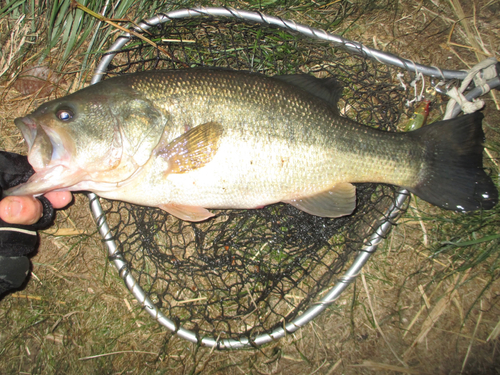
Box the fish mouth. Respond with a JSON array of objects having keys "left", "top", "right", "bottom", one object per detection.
[
  {"left": 14, "top": 116, "right": 53, "bottom": 170},
  {"left": 14, "top": 116, "right": 38, "bottom": 150}
]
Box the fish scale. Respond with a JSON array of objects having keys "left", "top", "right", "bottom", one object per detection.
[{"left": 130, "top": 70, "right": 419, "bottom": 183}]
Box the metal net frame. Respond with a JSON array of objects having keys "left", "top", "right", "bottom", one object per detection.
[{"left": 86, "top": 7, "right": 499, "bottom": 349}]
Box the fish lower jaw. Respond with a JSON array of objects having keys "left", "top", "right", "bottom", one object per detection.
[
  {"left": 4, "top": 183, "right": 44, "bottom": 197},
  {"left": 5, "top": 165, "right": 85, "bottom": 197}
]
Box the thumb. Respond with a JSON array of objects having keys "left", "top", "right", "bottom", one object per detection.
[{"left": 0, "top": 196, "right": 43, "bottom": 225}]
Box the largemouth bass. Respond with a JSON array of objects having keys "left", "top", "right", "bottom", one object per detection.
[{"left": 6, "top": 69, "right": 498, "bottom": 221}]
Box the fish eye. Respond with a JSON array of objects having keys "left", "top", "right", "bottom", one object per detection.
[{"left": 56, "top": 108, "right": 74, "bottom": 121}]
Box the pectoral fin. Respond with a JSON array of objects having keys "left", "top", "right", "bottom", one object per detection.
[
  {"left": 284, "top": 182, "right": 356, "bottom": 218},
  {"left": 156, "top": 122, "right": 223, "bottom": 174},
  {"left": 158, "top": 203, "right": 215, "bottom": 222}
]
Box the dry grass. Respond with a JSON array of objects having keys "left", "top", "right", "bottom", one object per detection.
[{"left": 1, "top": 0, "right": 499, "bottom": 374}]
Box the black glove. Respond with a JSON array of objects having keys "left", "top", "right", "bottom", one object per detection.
[{"left": 0, "top": 151, "right": 55, "bottom": 296}]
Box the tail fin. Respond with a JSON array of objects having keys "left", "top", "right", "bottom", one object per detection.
[{"left": 408, "top": 112, "right": 497, "bottom": 211}]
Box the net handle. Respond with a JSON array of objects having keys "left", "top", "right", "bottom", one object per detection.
[{"left": 88, "top": 7, "right": 494, "bottom": 349}]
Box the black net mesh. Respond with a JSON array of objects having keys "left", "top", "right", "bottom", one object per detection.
[{"left": 96, "top": 15, "right": 423, "bottom": 343}]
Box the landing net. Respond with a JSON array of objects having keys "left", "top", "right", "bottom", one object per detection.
[{"left": 88, "top": 8, "right": 494, "bottom": 349}]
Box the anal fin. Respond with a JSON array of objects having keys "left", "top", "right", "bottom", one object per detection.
[
  {"left": 158, "top": 203, "right": 215, "bottom": 222},
  {"left": 284, "top": 182, "right": 356, "bottom": 218}
]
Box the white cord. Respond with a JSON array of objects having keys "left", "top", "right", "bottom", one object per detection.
[{"left": 443, "top": 57, "right": 498, "bottom": 119}]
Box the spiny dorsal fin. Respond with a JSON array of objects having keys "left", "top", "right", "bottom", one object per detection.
[{"left": 274, "top": 74, "right": 343, "bottom": 114}]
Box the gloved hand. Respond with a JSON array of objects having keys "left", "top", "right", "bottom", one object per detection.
[{"left": 0, "top": 151, "right": 55, "bottom": 296}]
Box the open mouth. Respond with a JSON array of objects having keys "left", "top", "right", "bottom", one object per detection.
[
  {"left": 14, "top": 116, "right": 53, "bottom": 170},
  {"left": 14, "top": 116, "right": 38, "bottom": 151}
]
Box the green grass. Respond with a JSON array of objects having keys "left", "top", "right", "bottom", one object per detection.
[{"left": 1, "top": 0, "right": 366, "bottom": 83}]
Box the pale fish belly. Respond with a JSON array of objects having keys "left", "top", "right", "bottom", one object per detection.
[{"left": 97, "top": 131, "right": 345, "bottom": 210}]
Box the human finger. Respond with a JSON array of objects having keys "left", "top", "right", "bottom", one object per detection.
[
  {"left": 0, "top": 196, "right": 43, "bottom": 225},
  {"left": 44, "top": 191, "right": 73, "bottom": 209}
]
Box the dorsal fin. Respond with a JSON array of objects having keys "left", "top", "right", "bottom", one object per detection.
[{"left": 274, "top": 74, "right": 343, "bottom": 114}]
